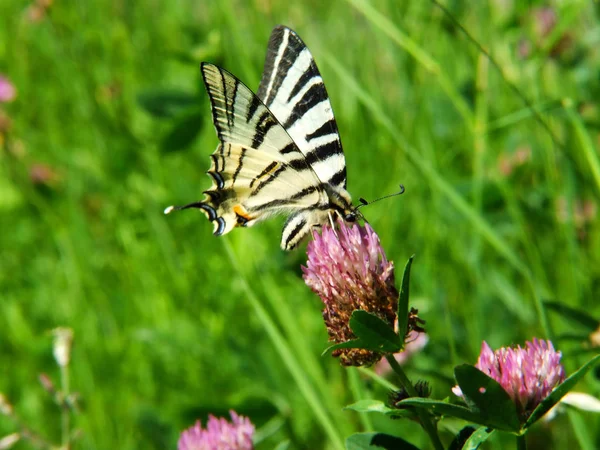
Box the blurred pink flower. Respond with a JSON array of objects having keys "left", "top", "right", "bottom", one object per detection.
[
  {"left": 178, "top": 411, "right": 254, "bottom": 450},
  {"left": 533, "top": 7, "right": 557, "bottom": 38},
  {"left": 26, "top": 0, "right": 53, "bottom": 23},
  {"left": 453, "top": 339, "right": 565, "bottom": 419},
  {"left": 0, "top": 75, "right": 16, "bottom": 103},
  {"left": 497, "top": 146, "right": 531, "bottom": 177},
  {"left": 303, "top": 221, "right": 397, "bottom": 366},
  {"left": 555, "top": 196, "right": 597, "bottom": 230},
  {"left": 517, "top": 38, "right": 532, "bottom": 59},
  {"left": 375, "top": 331, "right": 428, "bottom": 376},
  {"left": 530, "top": 6, "right": 573, "bottom": 58},
  {"left": 30, "top": 163, "right": 57, "bottom": 184},
  {"left": 514, "top": 146, "right": 531, "bottom": 165}
]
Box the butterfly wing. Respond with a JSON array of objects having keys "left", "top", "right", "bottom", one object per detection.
[
  {"left": 257, "top": 26, "right": 347, "bottom": 190},
  {"left": 168, "top": 63, "right": 330, "bottom": 248}
]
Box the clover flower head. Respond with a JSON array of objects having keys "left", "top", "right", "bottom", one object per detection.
[
  {"left": 302, "top": 220, "right": 397, "bottom": 366},
  {"left": 178, "top": 411, "right": 254, "bottom": 450},
  {"left": 453, "top": 339, "right": 565, "bottom": 419},
  {"left": 0, "top": 75, "right": 16, "bottom": 103}
]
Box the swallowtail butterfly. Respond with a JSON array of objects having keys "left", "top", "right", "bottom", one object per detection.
[{"left": 165, "top": 25, "right": 359, "bottom": 250}]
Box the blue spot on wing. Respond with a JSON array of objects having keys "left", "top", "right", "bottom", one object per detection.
[
  {"left": 199, "top": 203, "right": 217, "bottom": 221},
  {"left": 214, "top": 217, "right": 226, "bottom": 236}
]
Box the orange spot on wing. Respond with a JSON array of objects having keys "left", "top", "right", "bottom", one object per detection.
[{"left": 233, "top": 204, "right": 253, "bottom": 221}]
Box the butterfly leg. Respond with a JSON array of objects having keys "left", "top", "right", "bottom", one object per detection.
[{"left": 326, "top": 211, "right": 341, "bottom": 242}]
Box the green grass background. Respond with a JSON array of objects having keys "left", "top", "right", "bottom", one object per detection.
[{"left": 1, "top": 0, "right": 600, "bottom": 448}]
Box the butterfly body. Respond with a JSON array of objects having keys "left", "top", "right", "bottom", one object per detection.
[{"left": 166, "top": 26, "right": 357, "bottom": 250}]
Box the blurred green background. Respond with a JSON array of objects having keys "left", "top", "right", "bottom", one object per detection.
[{"left": 1, "top": 0, "right": 600, "bottom": 448}]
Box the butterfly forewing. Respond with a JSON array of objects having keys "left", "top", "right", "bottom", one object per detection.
[
  {"left": 197, "top": 63, "right": 329, "bottom": 240},
  {"left": 257, "top": 26, "right": 347, "bottom": 190}
]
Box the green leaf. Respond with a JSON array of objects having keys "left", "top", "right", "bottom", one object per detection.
[
  {"left": 397, "top": 255, "right": 414, "bottom": 339},
  {"left": 449, "top": 426, "right": 494, "bottom": 450},
  {"left": 396, "top": 397, "right": 483, "bottom": 424},
  {"left": 350, "top": 310, "right": 401, "bottom": 353},
  {"left": 346, "top": 432, "right": 420, "bottom": 450},
  {"left": 322, "top": 341, "right": 407, "bottom": 363},
  {"left": 454, "top": 365, "right": 521, "bottom": 432},
  {"left": 322, "top": 339, "right": 370, "bottom": 357},
  {"left": 273, "top": 441, "right": 290, "bottom": 450},
  {"left": 345, "top": 399, "right": 396, "bottom": 415},
  {"left": 322, "top": 311, "right": 401, "bottom": 357},
  {"left": 160, "top": 110, "right": 204, "bottom": 153},
  {"left": 460, "top": 427, "right": 495, "bottom": 449},
  {"left": 137, "top": 89, "right": 199, "bottom": 119},
  {"left": 544, "top": 301, "right": 599, "bottom": 331},
  {"left": 525, "top": 354, "right": 600, "bottom": 429},
  {"left": 344, "top": 399, "right": 414, "bottom": 419}
]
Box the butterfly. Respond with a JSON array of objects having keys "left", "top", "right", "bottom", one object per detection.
[{"left": 165, "top": 25, "right": 360, "bottom": 250}]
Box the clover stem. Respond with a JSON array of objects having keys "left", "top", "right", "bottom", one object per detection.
[{"left": 385, "top": 354, "right": 444, "bottom": 450}]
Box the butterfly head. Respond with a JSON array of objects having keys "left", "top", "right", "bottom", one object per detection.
[
  {"left": 325, "top": 184, "right": 364, "bottom": 223},
  {"left": 342, "top": 204, "right": 364, "bottom": 223},
  {"left": 344, "top": 209, "right": 363, "bottom": 222}
]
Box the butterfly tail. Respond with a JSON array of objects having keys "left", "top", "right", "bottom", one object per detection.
[{"left": 164, "top": 194, "right": 237, "bottom": 237}]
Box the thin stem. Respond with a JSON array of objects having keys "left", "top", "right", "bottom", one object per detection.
[
  {"left": 385, "top": 355, "right": 444, "bottom": 450},
  {"left": 517, "top": 434, "right": 527, "bottom": 450},
  {"left": 348, "top": 368, "right": 373, "bottom": 432},
  {"left": 60, "top": 364, "right": 70, "bottom": 449}
]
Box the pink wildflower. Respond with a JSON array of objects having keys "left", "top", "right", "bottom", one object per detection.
[
  {"left": 453, "top": 339, "right": 565, "bottom": 419},
  {"left": 178, "top": 411, "right": 254, "bottom": 450},
  {"left": 302, "top": 221, "right": 397, "bottom": 366},
  {"left": 0, "top": 75, "right": 16, "bottom": 103}
]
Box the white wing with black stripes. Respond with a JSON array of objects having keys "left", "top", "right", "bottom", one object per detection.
[
  {"left": 257, "top": 26, "right": 347, "bottom": 190},
  {"left": 165, "top": 26, "right": 356, "bottom": 250}
]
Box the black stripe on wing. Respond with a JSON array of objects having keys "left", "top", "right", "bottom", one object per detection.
[
  {"left": 251, "top": 112, "right": 278, "bottom": 149},
  {"left": 281, "top": 83, "right": 324, "bottom": 130},
  {"left": 328, "top": 168, "right": 347, "bottom": 188},
  {"left": 281, "top": 213, "right": 308, "bottom": 250},
  {"left": 249, "top": 161, "right": 278, "bottom": 188},
  {"left": 232, "top": 148, "right": 246, "bottom": 183},
  {"left": 202, "top": 63, "right": 304, "bottom": 158},
  {"left": 252, "top": 185, "right": 320, "bottom": 212},
  {"left": 201, "top": 62, "right": 337, "bottom": 201},
  {"left": 257, "top": 26, "right": 294, "bottom": 105},
  {"left": 255, "top": 26, "right": 347, "bottom": 188},
  {"left": 306, "top": 119, "right": 337, "bottom": 141}
]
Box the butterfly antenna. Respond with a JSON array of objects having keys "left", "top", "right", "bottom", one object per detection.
[
  {"left": 163, "top": 202, "right": 204, "bottom": 214},
  {"left": 356, "top": 184, "right": 405, "bottom": 210}
]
